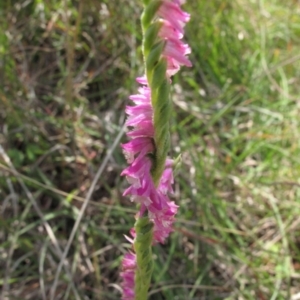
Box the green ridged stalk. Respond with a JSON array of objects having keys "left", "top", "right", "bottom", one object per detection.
[
  {"left": 141, "top": 0, "right": 170, "bottom": 186},
  {"left": 133, "top": 1, "right": 171, "bottom": 299},
  {"left": 134, "top": 217, "right": 154, "bottom": 300}
]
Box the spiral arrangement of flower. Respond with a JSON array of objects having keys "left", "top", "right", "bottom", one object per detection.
[{"left": 120, "top": 1, "right": 191, "bottom": 299}]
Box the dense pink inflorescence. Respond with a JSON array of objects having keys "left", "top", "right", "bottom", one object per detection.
[
  {"left": 120, "top": 78, "right": 178, "bottom": 299},
  {"left": 159, "top": 0, "right": 192, "bottom": 76},
  {"left": 121, "top": 0, "right": 191, "bottom": 298},
  {"left": 121, "top": 79, "right": 178, "bottom": 243}
]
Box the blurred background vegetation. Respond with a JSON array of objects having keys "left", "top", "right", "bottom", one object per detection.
[{"left": 1, "top": 0, "right": 300, "bottom": 299}]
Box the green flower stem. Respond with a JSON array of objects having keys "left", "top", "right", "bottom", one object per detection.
[
  {"left": 141, "top": 0, "right": 171, "bottom": 186},
  {"left": 133, "top": 1, "right": 171, "bottom": 299},
  {"left": 134, "top": 216, "right": 154, "bottom": 300}
]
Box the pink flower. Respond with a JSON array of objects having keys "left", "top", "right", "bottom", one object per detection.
[
  {"left": 130, "top": 158, "right": 177, "bottom": 244},
  {"left": 159, "top": 20, "right": 183, "bottom": 40},
  {"left": 122, "top": 137, "right": 153, "bottom": 163},
  {"left": 150, "top": 200, "right": 178, "bottom": 243},
  {"left": 156, "top": 1, "right": 192, "bottom": 76},
  {"left": 158, "top": 1, "right": 190, "bottom": 33},
  {"left": 120, "top": 253, "right": 136, "bottom": 300},
  {"left": 163, "top": 38, "right": 192, "bottom": 67},
  {"left": 150, "top": 160, "right": 178, "bottom": 243},
  {"left": 158, "top": 159, "right": 174, "bottom": 194}
]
